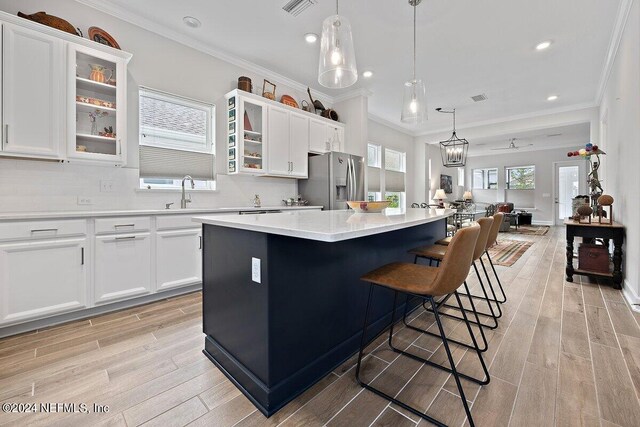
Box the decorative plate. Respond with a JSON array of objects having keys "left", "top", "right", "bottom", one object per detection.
[
  {"left": 88, "top": 27, "right": 121, "bottom": 49},
  {"left": 280, "top": 95, "right": 299, "bottom": 109},
  {"left": 346, "top": 201, "right": 391, "bottom": 213}
]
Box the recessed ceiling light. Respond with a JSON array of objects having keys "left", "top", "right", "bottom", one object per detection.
[
  {"left": 362, "top": 70, "right": 373, "bottom": 78},
  {"left": 536, "top": 40, "right": 552, "bottom": 50},
  {"left": 304, "top": 33, "right": 318, "bottom": 44},
  {"left": 547, "top": 95, "right": 559, "bottom": 101},
  {"left": 183, "top": 16, "right": 201, "bottom": 28}
]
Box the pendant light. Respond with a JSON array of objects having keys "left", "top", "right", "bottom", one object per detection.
[
  {"left": 401, "top": 0, "right": 426, "bottom": 124},
  {"left": 438, "top": 108, "right": 469, "bottom": 167},
  {"left": 318, "top": 0, "right": 358, "bottom": 89}
]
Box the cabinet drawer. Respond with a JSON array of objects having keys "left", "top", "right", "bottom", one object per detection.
[
  {"left": 0, "top": 220, "right": 87, "bottom": 242},
  {"left": 94, "top": 217, "right": 151, "bottom": 235},
  {"left": 156, "top": 215, "right": 203, "bottom": 231}
]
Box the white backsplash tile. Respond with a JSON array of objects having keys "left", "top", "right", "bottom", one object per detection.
[{"left": 0, "top": 160, "right": 297, "bottom": 213}]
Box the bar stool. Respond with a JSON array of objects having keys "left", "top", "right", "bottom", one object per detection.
[
  {"left": 356, "top": 225, "right": 486, "bottom": 427},
  {"left": 409, "top": 217, "right": 502, "bottom": 330},
  {"left": 439, "top": 213, "right": 507, "bottom": 304}
]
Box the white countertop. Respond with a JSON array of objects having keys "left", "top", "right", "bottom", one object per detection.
[
  {"left": 193, "top": 208, "right": 454, "bottom": 242},
  {"left": 0, "top": 206, "right": 322, "bottom": 221}
]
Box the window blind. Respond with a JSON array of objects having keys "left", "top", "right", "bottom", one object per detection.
[
  {"left": 367, "top": 167, "right": 381, "bottom": 192},
  {"left": 386, "top": 170, "right": 405, "bottom": 192},
  {"left": 139, "top": 145, "right": 215, "bottom": 181}
]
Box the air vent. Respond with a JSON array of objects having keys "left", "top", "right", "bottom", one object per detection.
[
  {"left": 547, "top": 133, "right": 563, "bottom": 137},
  {"left": 283, "top": 0, "right": 317, "bottom": 16},
  {"left": 471, "top": 93, "right": 488, "bottom": 102}
]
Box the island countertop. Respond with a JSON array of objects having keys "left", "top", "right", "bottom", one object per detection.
[{"left": 193, "top": 208, "right": 454, "bottom": 242}]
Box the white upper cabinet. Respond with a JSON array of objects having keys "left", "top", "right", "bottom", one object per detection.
[
  {"left": 267, "top": 106, "right": 292, "bottom": 176},
  {"left": 289, "top": 112, "right": 310, "bottom": 177},
  {"left": 308, "top": 119, "right": 328, "bottom": 154},
  {"left": 226, "top": 90, "right": 344, "bottom": 178},
  {"left": 67, "top": 44, "right": 127, "bottom": 165},
  {"left": 0, "top": 13, "right": 132, "bottom": 165},
  {"left": 309, "top": 119, "right": 344, "bottom": 154},
  {"left": 1, "top": 23, "right": 64, "bottom": 159}
]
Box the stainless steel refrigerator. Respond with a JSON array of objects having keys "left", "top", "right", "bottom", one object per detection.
[{"left": 298, "top": 152, "right": 364, "bottom": 210}]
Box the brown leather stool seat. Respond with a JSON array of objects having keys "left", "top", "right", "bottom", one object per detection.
[
  {"left": 356, "top": 225, "right": 487, "bottom": 427},
  {"left": 408, "top": 243, "right": 447, "bottom": 261},
  {"left": 406, "top": 216, "right": 503, "bottom": 331},
  {"left": 435, "top": 235, "right": 452, "bottom": 246}
]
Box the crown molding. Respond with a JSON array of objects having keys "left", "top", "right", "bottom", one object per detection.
[
  {"left": 414, "top": 102, "right": 598, "bottom": 138},
  {"left": 74, "top": 0, "right": 335, "bottom": 104},
  {"left": 332, "top": 88, "right": 374, "bottom": 103},
  {"left": 367, "top": 114, "right": 417, "bottom": 137},
  {"left": 595, "top": 0, "right": 634, "bottom": 105}
]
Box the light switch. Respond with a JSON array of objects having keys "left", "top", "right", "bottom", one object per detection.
[
  {"left": 252, "top": 257, "right": 261, "bottom": 283},
  {"left": 100, "top": 180, "right": 114, "bottom": 192}
]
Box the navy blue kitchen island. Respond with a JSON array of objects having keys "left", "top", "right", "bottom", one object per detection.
[{"left": 194, "top": 209, "right": 451, "bottom": 417}]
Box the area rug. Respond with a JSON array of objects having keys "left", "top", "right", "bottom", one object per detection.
[
  {"left": 488, "top": 239, "right": 534, "bottom": 267},
  {"left": 509, "top": 225, "right": 550, "bottom": 235}
]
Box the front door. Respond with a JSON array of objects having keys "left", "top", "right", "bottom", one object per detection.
[{"left": 554, "top": 161, "right": 586, "bottom": 225}]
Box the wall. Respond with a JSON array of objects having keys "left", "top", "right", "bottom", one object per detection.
[
  {"left": 462, "top": 147, "right": 577, "bottom": 224},
  {"left": 600, "top": 0, "right": 640, "bottom": 304},
  {"left": 0, "top": 0, "right": 322, "bottom": 212},
  {"left": 413, "top": 107, "right": 600, "bottom": 209}
]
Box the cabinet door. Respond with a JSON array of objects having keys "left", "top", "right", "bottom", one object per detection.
[
  {"left": 327, "top": 125, "right": 344, "bottom": 153},
  {"left": 290, "top": 113, "right": 309, "bottom": 178},
  {"left": 267, "top": 106, "right": 291, "bottom": 175},
  {"left": 67, "top": 43, "right": 126, "bottom": 165},
  {"left": 156, "top": 229, "right": 202, "bottom": 291},
  {"left": 94, "top": 233, "right": 151, "bottom": 304},
  {"left": 0, "top": 238, "right": 87, "bottom": 324},
  {"left": 309, "top": 119, "right": 328, "bottom": 153},
  {"left": 2, "top": 23, "right": 63, "bottom": 158}
]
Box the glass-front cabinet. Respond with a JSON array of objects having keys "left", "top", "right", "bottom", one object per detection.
[
  {"left": 67, "top": 44, "right": 127, "bottom": 165},
  {"left": 227, "top": 91, "right": 266, "bottom": 175}
]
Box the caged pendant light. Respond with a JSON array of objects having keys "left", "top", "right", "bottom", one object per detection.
[
  {"left": 318, "top": 0, "right": 358, "bottom": 89},
  {"left": 401, "top": 0, "right": 427, "bottom": 124},
  {"left": 438, "top": 108, "right": 469, "bottom": 167}
]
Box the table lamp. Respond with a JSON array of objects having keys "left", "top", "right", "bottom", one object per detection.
[
  {"left": 434, "top": 189, "right": 447, "bottom": 208},
  {"left": 463, "top": 191, "right": 473, "bottom": 201}
]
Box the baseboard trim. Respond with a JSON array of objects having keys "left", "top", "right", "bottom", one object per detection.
[
  {"left": 532, "top": 220, "right": 554, "bottom": 226},
  {"left": 622, "top": 279, "right": 640, "bottom": 313},
  {"left": 0, "top": 284, "right": 201, "bottom": 338}
]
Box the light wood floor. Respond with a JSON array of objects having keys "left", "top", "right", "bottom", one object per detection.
[{"left": 1, "top": 227, "right": 640, "bottom": 427}]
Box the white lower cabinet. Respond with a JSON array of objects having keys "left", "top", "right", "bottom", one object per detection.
[
  {"left": 94, "top": 233, "right": 152, "bottom": 304},
  {"left": 0, "top": 238, "right": 87, "bottom": 324},
  {"left": 156, "top": 228, "right": 202, "bottom": 291}
]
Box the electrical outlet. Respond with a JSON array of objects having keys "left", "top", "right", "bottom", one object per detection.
[
  {"left": 252, "top": 257, "right": 261, "bottom": 283},
  {"left": 77, "top": 196, "right": 94, "bottom": 205},
  {"left": 100, "top": 180, "right": 114, "bottom": 192},
  {"left": 542, "top": 193, "right": 551, "bottom": 198}
]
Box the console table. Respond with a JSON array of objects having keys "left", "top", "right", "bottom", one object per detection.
[{"left": 564, "top": 219, "right": 625, "bottom": 289}]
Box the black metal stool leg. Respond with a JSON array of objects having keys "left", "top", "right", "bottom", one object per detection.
[
  {"left": 356, "top": 286, "right": 447, "bottom": 427},
  {"left": 430, "top": 297, "right": 476, "bottom": 427},
  {"left": 485, "top": 251, "right": 507, "bottom": 303},
  {"left": 454, "top": 291, "right": 490, "bottom": 382}
]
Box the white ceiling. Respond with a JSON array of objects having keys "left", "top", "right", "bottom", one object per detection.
[
  {"left": 465, "top": 122, "right": 590, "bottom": 156},
  {"left": 90, "top": 0, "right": 620, "bottom": 133}
]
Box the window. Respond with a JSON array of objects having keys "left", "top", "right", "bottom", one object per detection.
[
  {"left": 506, "top": 165, "right": 535, "bottom": 189},
  {"left": 472, "top": 168, "right": 498, "bottom": 190},
  {"left": 384, "top": 148, "right": 406, "bottom": 209},
  {"left": 366, "top": 144, "right": 406, "bottom": 209},
  {"left": 367, "top": 143, "right": 381, "bottom": 168},
  {"left": 385, "top": 148, "right": 405, "bottom": 172},
  {"left": 458, "top": 168, "right": 465, "bottom": 188},
  {"left": 138, "top": 87, "right": 215, "bottom": 190}
]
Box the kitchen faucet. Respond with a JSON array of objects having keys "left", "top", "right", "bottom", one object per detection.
[{"left": 181, "top": 175, "right": 195, "bottom": 208}]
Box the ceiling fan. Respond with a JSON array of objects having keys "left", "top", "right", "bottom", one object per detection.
[{"left": 490, "top": 138, "right": 533, "bottom": 151}]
